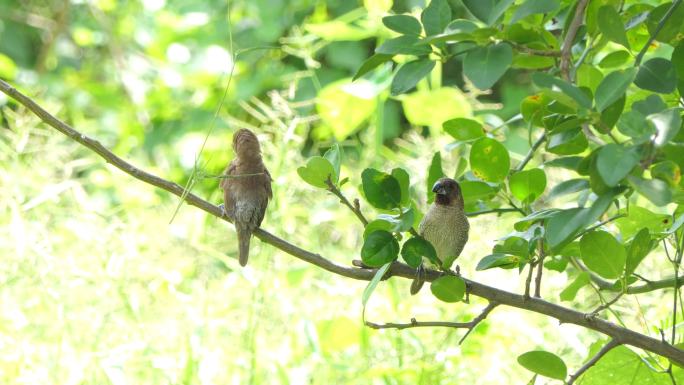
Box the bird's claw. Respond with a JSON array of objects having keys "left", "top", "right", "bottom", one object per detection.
[{"left": 410, "top": 263, "right": 426, "bottom": 295}]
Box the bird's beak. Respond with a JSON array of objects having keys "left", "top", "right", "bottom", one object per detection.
[{"left": 432, "top": 181, "right": 446, "bottom": 195}]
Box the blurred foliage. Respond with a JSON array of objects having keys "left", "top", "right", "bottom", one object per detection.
[{"left": 2, "top": 0, "right": 684, "bottom": 384}]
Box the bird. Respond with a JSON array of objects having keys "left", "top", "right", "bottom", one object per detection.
[
  {"left": 419, "top": 177, "right": 469, "bottom": 270},
  {"left": 220, "top": 129, "right": 272, "bottom": 266}
]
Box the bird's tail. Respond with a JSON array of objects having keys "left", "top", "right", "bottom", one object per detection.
[{"left": 236, "top": 226, "right": 252, "bottom": 266}]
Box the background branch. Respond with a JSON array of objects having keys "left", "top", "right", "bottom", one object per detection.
[
  {"left": 560, "top": 0, "right": 590, "bottom": 81},
  {"left": 2, "top": 78, "right": 684, "bottom": 365}
]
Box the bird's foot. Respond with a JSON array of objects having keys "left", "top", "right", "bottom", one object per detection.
[{"left": 410, "top": 263, "right": 426, "bottom": 295}]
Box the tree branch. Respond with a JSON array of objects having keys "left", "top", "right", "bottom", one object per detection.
[
  {"left": 2, "top": 78, "right": 684, "bottom": 366},
  {"left": 466, "top": 208, "right": 521, "bottom": 217},
  {"left": 634, "top": 0, "right": 682, "bottom": 66},
  {"left": 567, "top": 339, "right": 621, "bottom": 385},
  {"left": 325, "top": 177, "right": 369, "bottom": 226},
  {"left": 560, "top": 0, "right": 590, "bottom": 81},
  {"left": 515, "top": 132, "right": 546, "bottom": 172}
]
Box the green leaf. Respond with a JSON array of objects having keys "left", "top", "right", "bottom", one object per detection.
[
  {"left": 463, "top": 43, "right": 513, "bottom": 90},
  {"left": 390, "top": 59, "right": 436, "bottom": 96},
  {"left": 616, "top": 206, "right": 672, "bottom": 238},
  {"left": 597, "top": 6, "right": 630, "bottom": 48},
  {"left": 673, "top": 40, "right": 684, "bottom": 79},
  {"left": 579, "top": 345, "right": 669, "bottom": 385},
  {"left": 597, "top": 95, "right": 625, "bottom": 134},
  {"left": 546, "top": 128, "right": 588, "bottom": 155},
  {"left": 401, "top": 236, "right": 439, "bottom": 268},
  {"left": 559, "top": 272, "right": 591, "bottom": 301},
  {"left": 547, "top": 178, "right": 590, "bottom": 201},
  {"left": 580, "top": 230, "right": 626, "bottom": 279},
  {"left": 595, "top": 68, "right": 638, "bottom": 112},
  {"left": 427, "top": 152, "right": 444, "bottom": 203},
  {"left": 430, "top": 276, "right": 466, "bottom": 302},
  {"left": 532, "top": 73, "right": 592, "bottom": 109},
  {"left": 323, "top": 143, "right": 342, "bottom": 184},
  {"left": 462, "top": 0, "right": 514, "bottom": 25},
  {"left": 476, "top": 253, "right": 523, "bottom": 270},
  {"left": 626, "top": 228, "right": 651, "bottom": 276},
  {"left": 377, "top": 207, "right": 415, "bottom": 232},
  {"left": 510, "top": 0, "right": 560, "bottom": 24},
  {"left": 617, "top": 110, "right": 654, "bottom": 143},
  {"left": 421, "top": 0, "right": 451, "bottom": 36},
  {"left": 517, "top": 351, "right": 567, "bottom": 380},
  {"left": 470, "top": 137, "right": 511, "bottom": 183},
  {"left": 545, "top": 191, "right": 616, "bottom": 250},
  {"left": 353, "top": 54, "right": 393, "bottom": 81},
  {"left": 316, "top": 79, "right": 376, "bottom": 141},
  {"left": 509, "top": 168, "right": 547, "bottom": 203},
  {"left": 382, "top": 15, "right": 422, "bottom": 35},
  {"left": 646, "top": 2, "right": 684, "bottom": 44},
  {"left": 363, "top": 219, "right": 394, "bottom": 239},
  {"left": 443, "top": 118, "right": 485, "bottom": 141},
  {"left": 647, "top": 107, "right": 682, "bottom": 147},
  {"left": 391, "top": 168, "right": 411, "bottom": 206},
  {"left": 362, "top": 262, "right": 392, "bottom": 306},
  {"left": 493, "top": 236, "right": 530, "bottom": 258},
  {"left": 635, "top": 58, "right": 677, "bottom": 94},
  {"left": 361, "top": 168, "right": 402, "bottom": 209},
  {"left": 628, "top": 176, "right": 673, "bottom": 206},
  {"left": 596, "top": 144, "right": 640, "bottom": 187},
  {"left": 297, "top": 156, "right": 335, "bottom": 188},
  {"left": 652, "top": 160, "right": 681, "bottom": 186},
  {"left": 577, "top": 64, "right": 604, "bottom": 92},
  {"left": 514, "top": 209, "right": 561, "bottom": 232},
  {"left": 361, "top": 230, "right": 400, "bottom": 267},
  {"left": 376, "top": 35, "right": 432, "bottom": 56},
  {"left": 598, "top": 50, "right": 631, "bottom": 68},
  {"left": 460, "top": 181, "right": 497, "bottom": 204},
  {"left": 544, "top": 156, "right": 583, "bottom": 170}
]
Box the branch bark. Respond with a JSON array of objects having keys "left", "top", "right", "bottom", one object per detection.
[
  {"left": 2, "top": 78, "right": 684, "bottom": 366},
  {"left": 560, "top": 0, "right": 590, "bottom": 81}
]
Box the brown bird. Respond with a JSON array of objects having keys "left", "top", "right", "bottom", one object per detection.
[
  {"left": 419, "top": 177, "right": 469, "bottom": 269},
  {"left": 220, "top": 129, "right": 272, "bottom": 266}
]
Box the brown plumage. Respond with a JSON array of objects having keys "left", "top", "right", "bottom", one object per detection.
[
  {"left": 419, "top": 177, "right": 469, "bottom": 269},
  {"left": 220, "top": 129, "right": 272, "bottom": 266}
]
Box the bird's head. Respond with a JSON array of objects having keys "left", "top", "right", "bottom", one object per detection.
[
  {"left": 432, "top": 177, "right": 464, "bottom": 209},
  {"left": 232, "top": 129, "right": 262, "bottom": 159}
]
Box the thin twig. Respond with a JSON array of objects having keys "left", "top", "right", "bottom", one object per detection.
[
  {"left": 634, "top": 0, "right": 682, "bottom": 66},
  {"left": 567, "top": 339, "right": 621, "bottom": 385},
  {"left": 592, "top": 292, "right": 625, "bottom": 315},
  {"left": 560, "top": 0, "right": 590, "bottom": 81},
  {"left": 325, "top": 177, "right": 369, "bottom": 226},
  {"left": 534, "top": 238, "right": 545, "bottom": 298},
  {"left": 466, "top": 208, "right": 521, "bottom": 217},
  {"left": 3, "top": 78, "right": 684, "bottom": 365},
  {"left": 458, "top": 302, "right": 498, "bottom": 344},
  {"left": 524, "top": 260, "right": 536, "bottom": 298},
  {"left": 515, "top": 133, "right": 546, "bottom": 172}
]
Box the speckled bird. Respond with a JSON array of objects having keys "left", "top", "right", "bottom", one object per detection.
[{"left": 419, "top": 177, "right": 469, "bottom": 269}]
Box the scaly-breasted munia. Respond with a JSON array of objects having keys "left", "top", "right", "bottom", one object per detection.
[
  {"left": 220, "top": 129, "right": 272, "bottom": 266},
  {"left": 419, "top": 177, "right": 469, "bottom": 268}
]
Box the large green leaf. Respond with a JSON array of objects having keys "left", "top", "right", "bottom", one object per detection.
[
  {"left": 430, "top": 276, "right": 466, "bottom": 302},
  {"left": 580, "top": 230, "right": 626, "bottom": 279},
  {"left": 460, "top": 181, "right": 497, "bottom": 204},
  {"left": 597, "top": 5, "right": 630, "bottom": 48},
  {"left": 390, "top": 59, "right": 436, "bottom": 96},
  {"left": 401, "top": 236, "right": 439, "bottom": 268},
  {"left": 596, "top": 144, "right": 640, "bottom": 187},
  {"left": 421, "top": 0, "right": 451, "bottom": 36},
  {"left": 391, "top": 167, "right": 411, "bottom": 206},
  {"left": 545, "top": 192, "right": 616, "bottom": 250},
  {"left": 559, "top": 272, "right": 591, "bottom": 301},
  {"left": 510, "top": 0, "right": 560, "bottom": 24},
  {"left": 547, "top": 178, "right": 590, "bottom": 201},
  {"left": 463, "top": 43, "right": 513, "bottom": 90},
  {"left": 361, "top": 230, "right": 400, "bottom": 267},
  {"left": 628, "top": 176, "right": 672, "bottom": 206},
  {"left": 462, "top": 0, "right": 514, "bottom": 25},
  {"left": 626, "top": 228, "right": 651, "bottom": 276},
  {"left": 579, "top": 344, "right": 674, "bottom": 384},
  {"left": 297, "top": 156, "right": 336, "bottom": 188},
  {"left": 382, "top": 15, "right": 422, "bottom": 35},
  {"left": 509, "top": 168, "right": 547, "bottom": 203},
  {"left": 647, "top": 107, "right": 682, "bottom": 147},
  {"left": 635, "top": 58, "right": 677, "bottom": 94},
  {"left": 361, "top": 168, "right": 402, "bottom": 209},
  {"left": 470, "top": 137, "right": 510, "bottom": 183},
  {"left": 616, "top": 206, "right": 672, "bottom": 238},
  {"left": 595, "top": 68, "right": 638, "bottom": 112},
  {"left": 517, "top": 351, "right": 567, "bottom": 380}
]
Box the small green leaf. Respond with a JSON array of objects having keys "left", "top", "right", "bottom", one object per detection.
[
  {"left": 651, "top": 160, "right": 681, "bottom": 186},
  {"left": 421, "top": 0, "right": 451, "bottom": 35},
  {"left": 378, "top": 207, "right": 415, "bottom": 232},
  {"left": 517, "top": 351, "right": 567, "bottom": 380},
  {"left": 401, "top": 236, "right": 439, "bottom": 268},
  {"left": 462, "top": 0, "right": 514, "bottom": 25},
  {"left": 509, "top": 168, "right": 547, "bottom": 203},
  {"left": 463, "top": 43, "right": 513, "bottom": 90},
  {"left": 580, "top": 230, "right": 626, "bottom": 279},
  {"left": 597, "top": 95, "right": 625, "bottom": 133},
  {"left": 616, "top": 206, "right": 672, "bottom": 239},
  {"left": 547, "top": 178, "right": 589, "bottom": 201},
  {"left": 544, "top": 156, "right": 583, "bottom": 170},
  {"left": 470, "top": 137, "right": 511, "bottom": 183},
  {"left": 391, "top": 168, "right": 411, "bottom": 206},
  {"left": 493, "top": 236, "right": 530, "bottom": 258},
  {"left": 628, "top": 176, "right": 672, "bottom": 206},
  {"left": 460, "top": 181, "right": 497, "bottom": 204},
  {"left": 362, "top": 262, "right": 392, "bottom": 306},
  {"left": 532, "top": 73, "right": 592, "bottom": 109},
  {"left": 599, "top": 50, "right": 631, "bottom": 68},
  {"left": 376, "top": 35, "right": 432, "bottom": 56},
  {"left": 353, "top": 54, "right": 393, "bottom": 81},
  {"left": 297, "top": 156, "right": 335, "bottom": 188},
  {"left": 635, "top": 58, "right": 677, "bottom": 94},
  {"left": 596, "top": 144, "right": 640, "bottom": 187},
  {"left": 430, "top": 276, "right": 466, "bottom": 302},
  {"left": 361, "top": 168, "right": 402, "bottom": 209},
  {"left": 390, "top": 59, "right": 436, "bottom": 96},
  {"left": 363, "top": 219, "right": 394, "bottom": 239},
  {"left": 617, "top": 110, "right": 653, "bottom": 142},
  {"left": 559, "top": 272, "right": 591, "bottom": 301},
  {"left": 361, "top": 230, "right": 400, "bottom": 267},
  {"left": 382, "top": 15, "right": 422, "bottom": 35},
  {"left": 476, "top": 253, "right": 522, "bottom": 270},
  {"left": 443, "top": 118, "right": 485, "bottom": 141},
  {"left": 673, "top": 40, "right": 684, "bottom": 79},
  {"left": 427, "top": 152, "right": 444, "bottom": 203},
  {"left": 323, "top": 143, "right": 342, "bottom": 184},
  {"left": 595, "top": 68, "right": 638, "bottom": 112},
  {"left": 510, "top": 0, "right": 560, "bottom": 24},
  {"left": 514, "top": 209, "right": 561, "bottom": 232},
  {"left": 546, "top": 128, "right": 588, "bottom": 155},
  {"left": 647, "top": 107, "right": 682, "bottom": 147},
  {"left": 626, "top": 228, "right": 651, "bottom": 276},
  {"left": 597, "top": 6, "right": 630, "bottom": 48}
]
